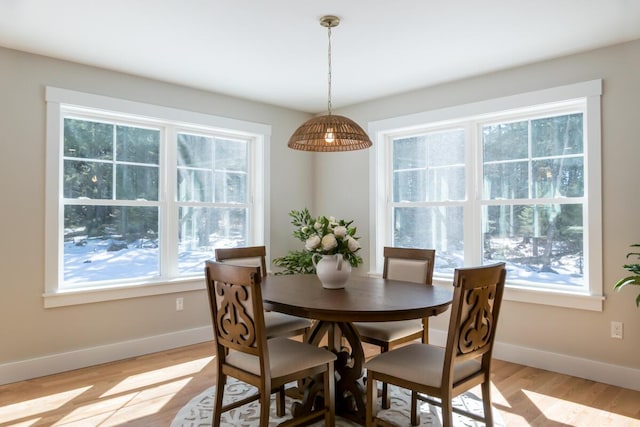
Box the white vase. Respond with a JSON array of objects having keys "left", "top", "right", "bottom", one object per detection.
[{"left": 313, "top": 253, "right": 351, "bottom": 289}]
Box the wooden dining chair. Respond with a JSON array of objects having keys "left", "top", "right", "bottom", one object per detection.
[
  {"left": 354, "top": 246, "right": 435, "bottom": 408},
  {"left": 205, "top": 261, "right": 336, "bottom": 427},
  {"left": 364, "top": 262, "right": 507, "bottom": 427},
  {"left": 215, "top": 246, "right": 312, "bottom": 339}
]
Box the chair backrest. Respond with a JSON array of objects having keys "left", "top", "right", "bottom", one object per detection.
[
  {"left": 382, "top": 247, "right": 436, "bottom": 284},
  {"left": 215, "top": 246, "right": 268, "bottom": 278},
  {"left": 443, "top": 262, "right": 507, "bottom": 384},
  {"left": 204, "top": 261, "right": 268, "bottom": 362}
]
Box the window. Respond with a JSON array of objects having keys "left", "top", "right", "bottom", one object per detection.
[
  {"left": 370, "top": 80, "right": 603, "bottom": 311},
  {"left": 45, "top": 87, "right": 269, "bottom": 307},
  {"left": 176, "top": 132, "right": 252, "bottom": 274}
]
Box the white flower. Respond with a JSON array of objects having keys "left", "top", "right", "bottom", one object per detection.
[
  {"left": 305, "top": 235, "right": 321, "bottom": 250},
  {"left": 333, "top": 225, "right": 347, "bottom": 238},
  {"left": 321, "top": 234, "right": 338, "bottom": 251},
  {"left": 287, "top": 209, "right": 362, "bottom": 269},
  {"left": 346, "top": 235, "right": 360, "bottom": 252}
]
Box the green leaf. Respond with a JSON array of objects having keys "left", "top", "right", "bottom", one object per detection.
[
  {"left": 614, "top": 243, "right": 640, "bottom": 308},
  {"left": 273, "top": 250, "right": 316, "bottom": 275},
  {"left": 614, "top": 276, "right": 640, "bottom": 289}
]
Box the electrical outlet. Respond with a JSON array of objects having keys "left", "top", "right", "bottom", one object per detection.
[
  {"left": 176, "top": 297, "right": 184, "bottom": 311},
  {"left": 611, "top": 321, "right": 623, "bottom": 339}
]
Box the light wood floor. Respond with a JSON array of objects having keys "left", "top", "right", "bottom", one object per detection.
[{"left": 1, "top": 341, "right": 639, "bottom": 426}]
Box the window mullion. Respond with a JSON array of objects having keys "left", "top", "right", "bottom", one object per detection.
[
  {"left": 467, "top": 121, "right": 481, "bottom": 266},
  {"left": 112, "top": 125, "right": 118, "bottom": 201},
  {"left": 528, "top": 119, "right": 533, "bottom": 199},
  {"left": 163, "top": 126, "right": 178, "bottom": 278}
]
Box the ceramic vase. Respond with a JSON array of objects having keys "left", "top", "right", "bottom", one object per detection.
[{"left": 313, "top": 253, "right": 351, "bottom": 289}]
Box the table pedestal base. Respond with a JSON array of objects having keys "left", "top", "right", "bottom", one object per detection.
[{"left": 298, "top": 320, "right": 367, "bottom": 424}]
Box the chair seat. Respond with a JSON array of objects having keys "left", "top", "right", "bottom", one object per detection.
[
  {"left": 264, "top": 311, "right": 312, "bottom": 337},
  {"left": 227, "top": 337, "right": 337, "bottom": 378},
  {"left": 364, "top": 343, "right": 481, "bottom": 387},
  {"left": 354, "top": 319, "right": 423, "bottom": 342}
]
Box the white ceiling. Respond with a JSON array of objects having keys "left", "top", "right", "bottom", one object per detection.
[{"left": 1, "top": 1, "right": 640, "bottom": 113}]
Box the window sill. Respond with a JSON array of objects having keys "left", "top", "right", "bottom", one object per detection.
[
  {"left": 503, "top": 285, "right": 604, "bottom": 311},
  {"left": 432, "top": 277, "right": 604, "bottom": 312},
  {"left": 43, "top": 277, "right": 205, "bottom": 308}
]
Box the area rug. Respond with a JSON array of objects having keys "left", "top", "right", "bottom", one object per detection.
[{"left": 171, "top": 378, "right": 504, "bottom": 427}]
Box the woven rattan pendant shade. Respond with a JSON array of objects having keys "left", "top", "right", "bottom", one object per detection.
[
  {"left": 288, "top": 15, "right": 372, "bottom": 152},
  {"left": 288, "top": 114, "right": 372, "bottom": 152}
]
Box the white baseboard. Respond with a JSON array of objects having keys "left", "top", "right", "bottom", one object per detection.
[
  {"left": 429, "top": 329, "right": 640, "bottom": 392},
  {"left": 3, "top": 327, "right": 639, "bottom": 393},
  {"left": 0, "top": 326, "right": 213, "bottom": 386}
]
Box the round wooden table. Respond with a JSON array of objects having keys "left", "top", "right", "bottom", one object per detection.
[{"left": 262, "top": 274, "right": 453, "bottom": 424}]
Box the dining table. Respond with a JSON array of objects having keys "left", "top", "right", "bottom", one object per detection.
[{"left": 261, "top": 273, "right": 453, "bottom": 424}]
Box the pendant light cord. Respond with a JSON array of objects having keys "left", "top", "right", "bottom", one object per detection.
[{"left": 327, "top": 24, "right": 332, "bottom": 116}]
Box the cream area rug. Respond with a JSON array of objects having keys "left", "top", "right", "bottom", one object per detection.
[{"left": 171, "top": 378, "right": 504, "bottom": 427}]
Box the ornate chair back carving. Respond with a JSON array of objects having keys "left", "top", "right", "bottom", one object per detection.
[
  {"left": 205, "top": 261, "right": 267, "bottom": 362},
  {"left": 444, "top": 262, "right": 507, "bottom": 386}
]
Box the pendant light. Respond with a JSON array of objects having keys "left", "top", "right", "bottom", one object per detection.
[{"left": 288, "top": 15, "right": 372, "bottom": 152}]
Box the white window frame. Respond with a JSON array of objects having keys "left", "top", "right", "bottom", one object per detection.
[
  {"left": 369, "top": 80, "right": 603, "bottom": 311},
  {"left": 44, "top": 87, "right": 270, "bottom": 308}
]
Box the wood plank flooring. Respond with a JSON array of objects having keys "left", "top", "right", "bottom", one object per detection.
[{"left": 1, "top": 341, "right": 639, "bottom": 426}]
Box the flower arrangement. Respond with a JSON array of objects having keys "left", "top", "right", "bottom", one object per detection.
[{"left": 273, "top": 208, "right": 363, "bottom": 275}]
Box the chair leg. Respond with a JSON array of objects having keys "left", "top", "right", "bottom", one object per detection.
[
  {"left": 324, "top": 363, "right": 336, "bottom": 427},
  {"left": 410, "top": 390, "right": 420, "bottom": 426},
  {"left": 381, "top": 382, "right": 390, "bottom": 409},
  {"left": 213, "top": 373, "right": 226, "bottom": 427},
  {"left": 365, "top": 374, "right": 377, "bottom": 427},
  {"left": 380, "top": 343, "right": 391, "bottom": 409},
  {"left": 422, "top": 317, "right": 429, "bottom": 344},
  {"left": 481, "top": 380, "right": 494, "bottom": 427},
  {"left": 276, "top": 385, "right": 285, "bottom": 417},
  {"left": 260, "top": 390, "right": 271, "bottom": 426},
  {"left": 441, "top": 396, "right": 453, "bottom": 427}
]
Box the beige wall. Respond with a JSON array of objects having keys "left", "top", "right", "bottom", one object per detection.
[
  {"left": 2, "top": 37, "right": 640, "bottom": 382},
  {"left": 320, "top": 39, "right": 640, "bottom": 370},
  {"left": 0, "top": 46, "right": 313, "bottom": 365}
]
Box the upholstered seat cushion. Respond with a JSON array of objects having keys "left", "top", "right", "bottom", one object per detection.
[
  {"left": 227, "top": 337, "right": 337, "bottom": 379},
  {"left": 354, "top": 319, "right": 423, "bottom": 341},
  {"left": 364, "top": 343, "right": 481, "bottom": 387},
  {"left": 264, "top": 311, "right": 312, "bottom": 337}
]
